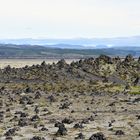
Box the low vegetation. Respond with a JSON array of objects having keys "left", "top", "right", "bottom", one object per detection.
[{"left": 0, "top": 55, "right": 140, "bottom": 140}]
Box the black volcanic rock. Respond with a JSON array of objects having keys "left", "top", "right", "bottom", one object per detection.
[
  {"left": 30, "top": 136, "right": 45, "bottom": 140},
  {"left": 56, "top": 123, "right": 67, "bottom": 136},
  {"left": 115, "top": 130, "right": 125, "bottom": 135},
  {"left": 89, "top": 132, "right": 106, "bottom": 140},
  {"left": 57, "top": 59, "right": 68, "bottom": 68},
  {"left": 124, "top": 54, "right": 134, "bottom": 63},
  {"left": 75, "top": 133, "right": 85, "bottom": 139},
  {"left": 95, "top": 55, "right": 112, "bottom": 64},
  {"left": 4, "top": 128, "right": 16, "bottom": 136}
]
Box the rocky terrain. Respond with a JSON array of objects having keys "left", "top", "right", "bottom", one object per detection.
[{"left": 0, "top": 55, "right": 140, "bottom": 140}]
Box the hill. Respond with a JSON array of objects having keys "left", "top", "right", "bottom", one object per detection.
[{"left": 0, "top": 44, "right": 140, "bottom": 58}]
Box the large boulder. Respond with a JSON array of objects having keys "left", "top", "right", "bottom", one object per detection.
[
  {"left": 57, "top": 59, "right": 68, "bottom": 68},
  {"left": 95, "top": 55, "right": 112, "bottom": 64}
]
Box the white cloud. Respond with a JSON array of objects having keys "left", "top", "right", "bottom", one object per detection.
[{"left": 0, "top": 0, "right": 140, "bottom": 38}]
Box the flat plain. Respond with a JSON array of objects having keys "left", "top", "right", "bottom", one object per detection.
[{"left": 0, "top": 59, "right": 78, "bottom": 68}]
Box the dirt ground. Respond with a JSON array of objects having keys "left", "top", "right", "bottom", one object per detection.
[{"left": 0, "top": 90, "right": 140, "bottom": 140}]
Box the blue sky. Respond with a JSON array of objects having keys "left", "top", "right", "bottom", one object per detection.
[{"left": 0, "top": 0, "right": 140, "bottom": 38}]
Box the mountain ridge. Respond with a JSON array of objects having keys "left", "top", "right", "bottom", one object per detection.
[
  {"left": 0, "top": 44, "right": 139, "bottom": 58},
  {"left": 1, "top": 36, "right": 140, "bottom": 47}
]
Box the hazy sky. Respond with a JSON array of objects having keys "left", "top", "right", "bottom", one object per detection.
[{"left": 0, "top": 0, "right": 140, "bottom": 38}]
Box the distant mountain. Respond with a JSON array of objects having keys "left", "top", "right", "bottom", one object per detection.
[
  {"left": 0, "top": 36, "right": 140, "bottom": 58},
  {"left": 1, "top": 36, "right": 140, "bottom": 48},
  {"left": 0, "top": 44, "right": 139, "bottom": 58}
]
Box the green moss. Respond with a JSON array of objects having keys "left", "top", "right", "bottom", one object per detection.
[
  {"left": 129, "top": 86, "right": 140, "bottom": 94},
  {"left": 129, "top": 91, "right": 140, "bottom": 94}
]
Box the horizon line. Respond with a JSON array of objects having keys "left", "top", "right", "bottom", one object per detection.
[{"left": 0, "top": 35, "right": 140, "bottom": 40}]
